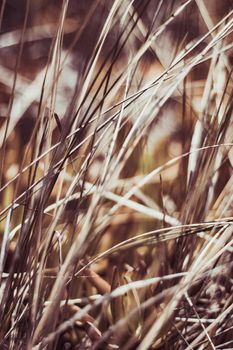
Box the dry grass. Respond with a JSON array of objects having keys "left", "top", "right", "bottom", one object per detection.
[{"left": 0, "top": 0, "right": 233, "bottom": 349}]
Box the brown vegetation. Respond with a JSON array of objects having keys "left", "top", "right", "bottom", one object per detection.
[{"left": 0, "top": 0, "right": 233, "bottom": 349}]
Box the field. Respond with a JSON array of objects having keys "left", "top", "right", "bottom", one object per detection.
[{"left": 0, "top": 1, "right": 233, "bottom": 349}]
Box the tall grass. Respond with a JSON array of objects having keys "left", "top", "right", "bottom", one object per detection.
[{"left": 0, "top": 0, "right": 233, "bottom": 349}]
